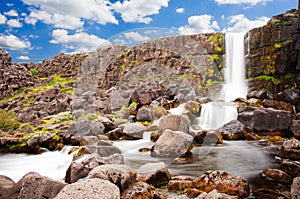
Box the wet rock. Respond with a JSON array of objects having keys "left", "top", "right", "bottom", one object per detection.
[
  {"left": 290, "top": 120, "right": 300, "bottom": 139},
  {"left": 218, "top": 120, "right": 245, "bottom": 140},
  {"left": 196, "top": 189, "right": 239, "bottom": 199},
  {"left": 103, "top": 153, "right": 124, "bottom": 164},
  {"left": 151, "top": 129, "right": 194, "bottom": 158},
  {"left": 202, "top": 130, "right": 223, "bottom": 145},
  {"left": 255, "top": 89, "right": 268, "bottom": 100},
  {"left": 280, "top": 160, "right": 300, "bottom": 178},
  {"left": 65, "top": 162, "right": 90, "bottom": 183},
  {"left": 151, "top": 106, "right": 168, "bottom": 120},
  {"left": 291, "top": 177, "right": 300, "bottom": 199},
  {"left": 98, "top": 117, "right": 118, "bottom": 132},
  {"left": 262, "top": 99, "right": 293, "bottom": 113},
  {"left": 278, "top": 89, "right": 300, "bottom": 111},
  {"left": 262, "top": 169, "right": 292, "bottom": 182},
  {"left": 158, "top": 115, "right": 190, "bottom": 136},
  {"left": 137, "top": 162, "right": 171, "bottom": 187},
  {"left": 278, "top": 138, "right": 300, "bottom": 160},
  {"left": 55, "top": 178, "right": 120, "bottom": 199},
  {"left": 193, "top": 170, "right": 250, "bottom": 198},
  {"left": 193, "top": 130, "right": 207, "bottom": 144},
  {"left": 136, "top": 106, "right": 154, "bottom": 122},
  {"left": 130, "top": 87, "right": 153, "bottom": 106},
  {"left": 88, "top": 164, "right": 136, "bottom": 192},
  {"left": 105, "top": 127, "right": 123, "bottom": 140},
  {"left": 121, "top": 182, "right": 152, "bottom": 199},
  {"left": 73, "top": 144, "right": 121, "bottom": 159},
  {"left": 167, "top": 176, "right": 194, "bottom": 192},
  {"left": 0, "top": 175, "right": 15, "bottom": 198},
  {"left": 120, "top": 123, "right": 146, "bottom": 140},
  {"left": 4, "top": 172, "right": 66, "bottom": 199},
  {"left": 89, "top": 120, "right": 105, "bottom": 135}
]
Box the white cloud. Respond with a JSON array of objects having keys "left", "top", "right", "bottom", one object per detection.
[
  {"left": 178, "top": 14, "right": 220, "bottom": 35},
  {"left": 176, "top": 8, "right": 185, "bottom": 13},
  {"left": 0, "top": 34, "right": 31, "bottom": 50},
  {"left": 17, "top": 55, "right": 30, "bottom": 61},
  {"left": 224, "top": 14, "right": 269, "bottom": 32},
  {"left": 22, "top": 0, "right": 118, "bottom": 29},
  {"left": 0, "top": 14, "right": 7, "bottom": 24},
  {"left": 4, "top": 10, "right": 18, "bottom": 17},
  {"left": 7, "top": 19, "right": 23, "bottom": 28},
  {"left": 123, "top": 32, "right": 150, "bottom": 42},
  {"left": 50, "top": 29, "right": 110, "bottom": 52},
  {"left": 214, "top": 0, "right": 272, "bottom": 5},
  {"left": 112, "top": 0, "right": 169, "bottom": 24}
]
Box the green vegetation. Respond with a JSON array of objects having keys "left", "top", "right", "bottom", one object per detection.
[
  {"left": 120, "top": 64, "right": 125, "bottom": 71},
  {"left": 207, "top": 79, "right": 224, "bottom": 86},
  {"left": 285, "top": 73, "right": 294, "bottom": 78},
  {"left": 82, "top": 113, "right": 101, "bottom": 121},
  {"left": 208, "top": 34, "right": 223, "bottom": 53},
  {"left": 0, "top": 109, "right": 20, "bottom": 130},
  {"left": 274, "top": 40, "right": 293, "bottom": 49},
  {"left": 128, "top": 101, "right": 138, "bottom": 109},
  {"left": 124, "top": 49, "right": 131, "bottom": 57},
  {"left": 253, "top": 75, "right": 281, "bottom": 85},
  {"left": 44, "top": 112, "right": 74, "bottom": 125},
  {"left": 30, "top": 68, "right": 39, "bottom": 76}
]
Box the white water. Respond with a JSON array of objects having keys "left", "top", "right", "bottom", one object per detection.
[{"left": 198, "top": 32, "right": 247, "bottom": 130}]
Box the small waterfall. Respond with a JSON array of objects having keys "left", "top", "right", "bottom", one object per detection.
[{"left": 199, "top": 32, "right": 247, "bottom": 130}]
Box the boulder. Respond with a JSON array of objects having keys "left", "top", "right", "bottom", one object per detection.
[
  {"left": 196, "top": 189, "right": 239, "bottom": 199},
  {"left": 262, "top": 99, "right": 293, "bottom": 113},
  {"left": 151, "top": 129, "right": 194, "bottom": 158},
  {"left": 65, "top": 162, "right": 90, "bottom": 184},
  {"left": 0, "top": 175, "right": 15, "bottom": 198},
  {"left": 290, "top": 120, "right": 300, "bottom": 139},
  {"left": 218, "top": 120, "right": 245, "bottom": 140},
  {"left": 121, "top": 182, "right": 152, "bottom": 199},
  {"left": 291, "top": 177, "right": 300, "bottom": 199},
  {"left": 278, "top": 89, "right": 300, "bottom": 111},
  {"left": 88, "top": 164, "right": 136, "bottom": 192},
  {"left": 167, "top": 176, "right": 194, "bottom": 192},
  {"left": 136, "top": 107, "right": 154, "bottom": 122},
  {"left": 4, "top": 172, "right": 66, "bottom": 199},
  {"left": 105, "top": 127, "right": 123, "bottom": 140},
  {"left": 137, "top": 162, "right": 171, "bottom": 187},
  {"left": 120, "top": 123, "right": 146, "bottom": 140},
  {"left": 54, "top": 178, "right": 120, "bottom": 199},
  {"left": 73, "top": 144, "right": 121, "bottom": 160},
  {"left": 193, "top": 170, "right": 250, "bottom": 198},
  {"left": 262, "top": 169, "right": 292, "bottom": 182},
  {"left": 175, "top": 83, "right": 196, "bottom": 103},
  {"left": 278, "top": 138, "right": 300, "bottom": 160},
  {"left": 158, "top": 115, "right": 190, "bottom": 136},
  {"left": 280, "top": 160, "right": 300, "bottom": 178},
  {"left": 130, "top": 87, "right": 153, "bottom": 106}
]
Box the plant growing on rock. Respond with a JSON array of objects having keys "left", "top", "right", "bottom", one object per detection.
[{"left": 0, "top": 109, "right": 20, "bottom": 131}]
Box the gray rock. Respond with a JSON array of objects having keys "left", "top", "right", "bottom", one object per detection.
[
  {"left": 88, "top": 164, "right": 136, "bottom": 192},
  {"left": 158, "top": 114, "right": 190, "bottom": 136},
  {"left": 54, "top": 178, "right": 120, "bottom": 199},
  {"left": 137, "top": 162, "right": 171, "bottom": 187},
  {"left": 196, "top": 189, "right": 239, "bottom": 199},
  {"left": 151, "top": 129, "right": 194, "bottom": 158},
  {"left": 218, "top": 120, "right": 245, "bottom": 140},
  {"left": 121, "top": 123, "right": 146, "bottom": 139},
  {"left": 65, "top": 162, "right": 90, "bottom": 184},
  {"left": 5, "top": 172, "right": 66, "bottom": 199},
  {"left": 291, "top": 120, "right": 300, "bottom": 139},
  {"left": 175, "top": 83, "right": 196, "bottom": 103},
  {"left": 121, "top": 182, "right": 152, "bottom": 199},
  {"left": 291, "top": 177, "right": 300, "bottom": 199},
  {"left": 136, "top": 107, "right": 154, "bottom": 122}
]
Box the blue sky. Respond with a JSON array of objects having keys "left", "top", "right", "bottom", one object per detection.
[{"left": 0, "top": 0, "right": 296, "bottom": 63}]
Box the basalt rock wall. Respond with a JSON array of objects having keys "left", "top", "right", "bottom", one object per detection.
[{"left": 246, "top": 9, "right": 300, "bottom": 110}]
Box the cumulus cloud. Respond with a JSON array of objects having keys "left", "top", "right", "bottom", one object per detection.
[
  {"left": 50, "top": 29, "right": 110, "bottom": 52},
  {"left": 17, "top": 55, "right": 30, "bottom": 61},
  {"left": 112, "top": 0, "right": 169, "bottom": 24},
  {"left": 178, "top": 14, "right": 220, "bottom": 34},
  {"left": 0, "top": 34, "right": 31, "bottom": 50},
  {"left": 214, "top": 0, "right": 272, "bottom": 5},
  {"left": 4, "top": 10, "right": 18, "bottom": 17},
  {"left": 224, "top": 14, "right": 269, "bottom": 32},
  {"left": 7, "top": 19, "right": 23, "bottom": 28},
  {"left": 22, "top": 0, "right": 118, "bottom": 29},
  {"left": 123, "top": 32, "right": 150, "bottom": 42},
  {"left": 176, "top": 8, "right": 185, "bottom": 13},
  {"left": 0, "top": 14, "right": 7, "bottom": 24}
]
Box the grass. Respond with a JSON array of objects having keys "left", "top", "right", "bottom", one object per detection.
[
  {"left": 253, "top": 75, "right": 281, "bottom": 85},
  {"left": 0, "top": 109, "right": 20, "bottom": 130}
]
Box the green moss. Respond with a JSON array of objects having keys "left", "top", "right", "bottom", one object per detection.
[
  {"left": 285, "top": 73, "right": 294, "bottom": 78},
  {"left": 47, "top": 112, "right": 74, "bottom": 125},
  {"left": 124, "top": 49, "right": 131, "bottom": 57},
  {"left": 179, "top": 74, "right": 187, "bottom": 79},
  {"left": 207, "top": 79, "right": 224, "bottom": 86},
  {"left": 128, "top": 101, "right": 138, "bottom": 109},
  {"left": 274, "top": 40, "right": 293, "bottom": 49},
  {"left": 82, "top": 113, "right": 101, "bottom": 121},
  {"left": 30, "top": 68, "right": 39, "bottom": 76},
  {"left": 0, "top": 109, "right": 20, "bottom": 130},
  {"left": 254, "top": 75, "right": 281, "bottom": 85},
  {"left": 120, "top": 64, "right": 125, "bottom": 71}
]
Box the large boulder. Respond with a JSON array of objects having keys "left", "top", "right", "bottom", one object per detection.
[
  {"left": 120, "top": 123, "right": 146, "bottom": 140},
  {"left": 290, "top": 120, "right": 300, "bottom": 139},
  {"left": 137, "top": 162, "right": 171, "bottom": 187},
  {"left": 278, "top": 138, "right": 300, "bottom": 160},
  {"left": 218, "top": 120, "right": 246, "bottom": 140},
  {"left": 3, "top": 172, "right": 66, "bottom": 199},
  {"left": 136, "top": 106, "right": 154, "bottom": 122},
  {"left": 121, "top": 182, "right": 152, "bottom": 199},
  {"left": 88, "top": 164, "right": 136, "bottom": 192},
  {"left": 151, "top": 129, "right": 194, "bottom": 158},
  {"left": 193, "top": 170, "right": 250, "bottom": 198},
  {"left": 280, "top": 160, "right": 300, "bottom": 178},
  {"left": 238, "top": 106, "right": 292, "bottom": 136},
  {"left": 291, "top": 177, "right": 300, "bottom": 199},
  {"left": 54, "top": 178, "right": 120, "bottom": 199},
  {"left": 158, "top": 115, "right": 190, "bottom": 136}
]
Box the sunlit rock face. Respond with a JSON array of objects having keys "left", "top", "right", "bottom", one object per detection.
[{"left": 246, "top": 9, "right": 300, "bottom": 111}]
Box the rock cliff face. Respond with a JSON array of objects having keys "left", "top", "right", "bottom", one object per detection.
[{"left": 246, "top": 9, "right": 300, "bottom": 110}]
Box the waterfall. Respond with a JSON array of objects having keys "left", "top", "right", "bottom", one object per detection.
[{"left": 199, "top": 32, "right": 247, "bottom": 130}]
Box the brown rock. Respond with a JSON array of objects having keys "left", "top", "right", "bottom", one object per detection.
[
  {"left": 291, "top": 177, "right": 300, "bottom": 199},
  {"left": 280, "top": 160, "right": 300, "bottom": 178},
  {"left": 158, "top": 115, "right": 190, "bottom": 136},
  {"left": 218, "top": 120, "right": 245, "bottom": 140},
  {"left": 65, "top": 162, "right": 90, "bottom": 183},
  {"left": 121, "top": 182, "right": 152, "bottom": 199},
  {"left": 193, "top": 170, "right": 250, "bottom": 198},
  {"left": 262, "top": 169, "right": 292, "bottom": 182},
  {"left": 167, "top": 176, "right": 194, "bottom": 192}
]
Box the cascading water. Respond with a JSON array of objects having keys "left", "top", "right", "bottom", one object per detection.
[{"left": 199, "top": 32, "right": 247, "bottom": 130}]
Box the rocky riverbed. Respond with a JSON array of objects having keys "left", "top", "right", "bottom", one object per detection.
[{"left": 0, "top": 9, "right": 300, "bottom": 199}]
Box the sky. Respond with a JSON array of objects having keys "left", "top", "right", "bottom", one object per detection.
[{"left": 0, "top": 0, "right": 297, "bottom": 63}]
